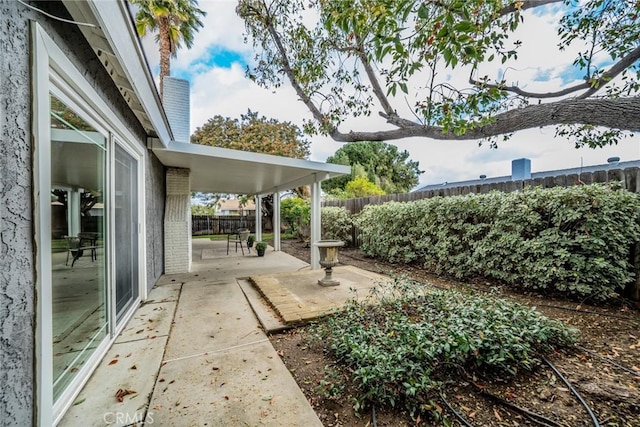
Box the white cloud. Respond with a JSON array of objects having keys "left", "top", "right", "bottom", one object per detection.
[
  {"left": 174, "top": 0, "right": 252, "bottom": 70},
  {"left": 140, "top": 1, "right": 639, "bottom": 188}
]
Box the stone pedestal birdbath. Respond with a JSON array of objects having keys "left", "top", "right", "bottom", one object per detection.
[{"left": 315, "top": 240, "right": 345, "bottom": 286}]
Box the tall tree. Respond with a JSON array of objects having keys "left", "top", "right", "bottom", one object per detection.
[
  {"left": 130, "top": 0, "right": 206, "bottom": 97},
  {"left": 191, "top": 110, "right": 311, "bottom": 158},
  {"left": 237, "top": 0, "right": 640, "bottom": 148},
  {"left": 322, "top": 141, "right": 422, "bottom": 194}
]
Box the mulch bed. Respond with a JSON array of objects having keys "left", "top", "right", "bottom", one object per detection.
[{"left": 268, "top": 239, "right": 640, "bottom": 426}]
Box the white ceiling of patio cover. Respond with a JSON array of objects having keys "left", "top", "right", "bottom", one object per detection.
[{"left": 152, "top": 142, "right": 350, "bottom": 195}]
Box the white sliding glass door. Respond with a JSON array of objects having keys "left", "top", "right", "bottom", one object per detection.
[
  {"left": 50, "top": 94, "right": 108, "bottom": 402},
  {"left": 33, "top": 24, "right": 147, "bottom": 424},
  {"left": 114, "top": 143, "right": 139, "bottom": 320}
]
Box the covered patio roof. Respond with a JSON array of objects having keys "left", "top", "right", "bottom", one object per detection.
[{"left": 152, "top": 142, "right": 350, "bottom": 195}]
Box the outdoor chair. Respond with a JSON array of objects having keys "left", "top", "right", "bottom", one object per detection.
[
  {"left": 65, "top": 232, "right": 99, "bottom": 267},
  {"left": 227, "top": 228, "right": 251, "bottom": 255}
]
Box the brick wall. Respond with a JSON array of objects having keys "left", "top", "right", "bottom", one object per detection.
[{"left": 164, "top": 168, "right": 191, "bottom": 273}]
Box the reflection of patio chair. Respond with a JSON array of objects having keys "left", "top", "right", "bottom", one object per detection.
[
  {"left": 227, "top": 229, "right": 250, "bottom": 255},
  {"left": 65, "top": 232, "right": 99, "bottom": 267},
  {"left": 65, "top": 236, "right": 82, "bottom": 266}
]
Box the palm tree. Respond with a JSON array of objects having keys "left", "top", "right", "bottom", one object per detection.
[{"left": 130, "top": 0, "right": 206, "bottom": 98}]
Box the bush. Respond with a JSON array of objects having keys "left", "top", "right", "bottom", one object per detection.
[
  {"left": 355, "top": 184, "right": 640, "bottom": 300},
  {"left": 281, "top": 197, "right": 310, "bottom": 234},
  {"left": 311, "top": 278, "right": 578, "bottom": 416},
  {"left": 321, "top": 206, "right": 353, "bottom": 245}
]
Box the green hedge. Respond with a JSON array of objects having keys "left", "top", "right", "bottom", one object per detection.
[
  {"left": 321, "top": 206, "right": 353, "bottom": 245},
  {"left": 355, "top": 184, "right": 640, "bottom": 300}
]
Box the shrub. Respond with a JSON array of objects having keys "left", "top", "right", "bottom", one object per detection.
[
  {"left": 311, "top": 278, "right": 578, "bottom": 416},
  {"left": 355, "top": 184, "right": 640, "bottom": 300},
  {"left": 281, "top": 197, "right": 310, "bottom": 234},
  {"left": 321, "top": 206, "right": 353, "bottom": 245}
]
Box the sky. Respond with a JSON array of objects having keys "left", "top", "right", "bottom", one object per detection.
[{"left": 140, "top": 0, "right": 639, "bottom": 188}]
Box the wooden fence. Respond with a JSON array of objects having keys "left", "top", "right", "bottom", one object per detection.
[
  {"left": 323, "top": 166, "right": 640, "bottom": 214},
  {"left": 192, "top": 215, "right": 259, "bottom": 235}
]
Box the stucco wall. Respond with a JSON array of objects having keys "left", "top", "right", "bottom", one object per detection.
[
  {"left": 1, "top": 1, "right": 35, "bottom": 424},
  {"left": 0, "top": 1, "right": 165, "bottom": 423}
]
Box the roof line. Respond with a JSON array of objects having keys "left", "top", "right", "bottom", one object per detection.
[{"left": 162, "top": 142, "right": 351, "bottom": 175}]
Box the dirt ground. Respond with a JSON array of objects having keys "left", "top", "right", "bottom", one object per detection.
[{"left": 270, "top": 239, "right": 640, "bottom": 427}]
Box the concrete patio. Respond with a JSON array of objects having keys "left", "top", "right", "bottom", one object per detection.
[{"left": 58, "top": 238, "right": 389, "bottom": 426}]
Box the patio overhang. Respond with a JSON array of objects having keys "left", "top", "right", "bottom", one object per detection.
[{"left": 152, "top": 142, "right": 350, "bottom": 195}]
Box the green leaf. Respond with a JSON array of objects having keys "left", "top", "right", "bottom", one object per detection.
[{"left": 454, "top": 21, "right": 475, "bottom": 32}]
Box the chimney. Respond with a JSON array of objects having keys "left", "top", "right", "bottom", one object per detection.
[
  {"left": 511, "top": 158, "right": 531, "bottom": 181},
  {"left": 163, "top": 76, "right": 190, "bottom": 143}
]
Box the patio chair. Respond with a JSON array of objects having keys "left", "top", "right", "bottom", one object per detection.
[
  {"left": 227, "top": 229, "right": 251, "bottom": 255},
  {"left": 65, "top": 232, "right": 99, "bottom": 267},
  {"left": 64, "top": 236, "right": 83, "bottom": 267},
  {"left": 77, "top": 232, "right": 99, "bottom": 261}
]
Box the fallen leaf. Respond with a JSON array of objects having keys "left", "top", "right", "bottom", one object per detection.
[
  {"left": 115, "top": 388, "right": 136, "bottom": 402},
  {"left": 224, "top": 396, "right": 230, "bottom": 400},
  {"left": 73, "top": 398, "right": 86, "bottom": 406},
  {"left": 493, "top": 407, "right": 502, "bottom": 421},
  {"left": 108, "top": 359, "right": 118, "bottom": 366},
  {"left": 130, "top": 365, "right": 137, "bottom": 370},
  {"left": 212, "top": 367, "right": 220, "bottom": 371}
]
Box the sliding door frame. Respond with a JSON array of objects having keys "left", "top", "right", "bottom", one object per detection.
[{"left": 32, "top": 22, "right": 147, "bottom": 426}]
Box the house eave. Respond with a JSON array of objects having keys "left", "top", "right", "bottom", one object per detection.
[{"left": 62, "top": 0, "right": 173, "bottom": 147}]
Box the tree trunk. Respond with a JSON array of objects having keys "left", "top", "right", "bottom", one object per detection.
[
  {"left": 331, "top": 97, "right": 640, "bottom": 142},
  {"left": 158, "top": 16, "right": 171, "bottom": 99}
]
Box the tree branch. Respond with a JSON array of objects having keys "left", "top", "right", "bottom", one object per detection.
[
  {"left": 379, "top": 112, "right": 420, "bottom": 128},
  {"left": 578, "top": 45, "right": 640, "bottom": 99},
  {"left": 261, "top": 4, "right": 334, "bottom": 131},
  {"left": 330, "top": 97, "right": 640, "bottom": 142},
  {"left": 355, "top": 37, "right": 395, "bottom": 117},
  {"left": 470, "top": 45, "right": 640, "bottom": 99},
  {"left": 498, "top": 0, "right": 563, "bottom": 16},
  {"left": 470, "top": 77, "right": 591, "bottom": 99}
]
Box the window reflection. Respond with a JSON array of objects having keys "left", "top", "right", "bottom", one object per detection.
[{"left": 50, "top": 94, "right": 107, "bottom": 401}]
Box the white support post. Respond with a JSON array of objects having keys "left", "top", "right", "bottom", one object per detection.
[
  {"left": 310, "top": 175, "right": 321, "bottom": 269},
  {"left": 273, "top": 191, "right": 281, "bottom": 251},
  {"left": 68, "top": 188, "right": 81, "bottom": 236},
  {"left": 255, "top": 195, "right": 262, "bottom": 243}
]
